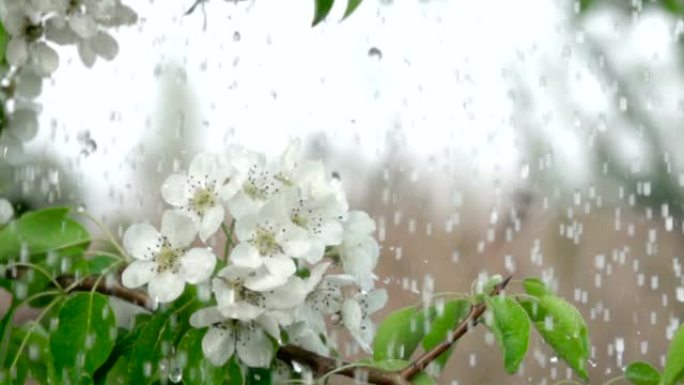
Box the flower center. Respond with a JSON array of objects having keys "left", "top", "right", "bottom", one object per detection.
[
  {"left": 155, "top": 245, "right": 182, "bottom": 273},
  {"left": 24, "top": 22, "right": 44, "bottom": 42},
  {"left": 252, "top": 227, "right": 281, "bottom": 255},
  {"left": 191, "top": 187, "right": 216, "bottom": 215}
]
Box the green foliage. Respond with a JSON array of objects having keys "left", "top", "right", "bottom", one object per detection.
[
  {"left": 625, "top": 361, "right": 661, "bottom": 385},
  {"left": 0, "top": 20, "right": 7, "bottom": 67},
  {"left": 370, "top": 359, "right": 436, "bottom": 385},
  {"left": 484, "top": 296, "right": 530, "bottom": 374},
  {"left": 177, "top": 328, "right": 228, "bottom": 385},
  {"left": 0, "top": 299, "right": 17, "bottom": 367},
  {"left": 49, "top": 292, "right": 117, "bottom": 382},
  {"left": 373, "top": 305, "right": 428, "bottom": 361},
  {"left": 246, "top": 367, "right": 271, "bottom": 385},
  {"left": 313, "top": 0, "right": 364, "bottom": 26},
  {"left": 127, "top": 288, "right": 203, "bottom": 384},
  {"left": 522, "top": 278, "right": 554, "bottom": 297},
  {"left": 421, "top": 300, "right": 469, "bottom": 370},
  {"left": 3, "top": 321, "right": 58, "bottom": 385},
  {"left": 662, "top": 324, "right": 684, "bottom": 385},
  {"left": 521, "top": 295, "right": 590, "bottom": 381},
  {"left": 0, "top": 207, "right": 90, "bottom": 261}
]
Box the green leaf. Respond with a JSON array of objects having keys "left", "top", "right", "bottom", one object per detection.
[
  {"left": 4, "top": 321, "right": 58, "bottom": 385},
  {"left": 227, "top": 357, "right": 244, "bottom": 385},
  {"left": 484, "top": 296, "right": 530, "bottom": 374},
  {"left": 523, "top": 296, "right": 590, "bottom": 381},
  {"left": 0, "top": 298, "right": 16, "bottom": 366},
  {"left": 343, "top": 0, "right": 363, "bottom": 19},
  {"left": 421, "top": 300, "right": 470, "bottom": 370},
  {"left": 0, "top": 21, "right": 7, "bottom": 66},
  {"left": 373, "top": 305, "right": 427, "bottom": 361},
  {"left": 663, "top": 324, "right": 684, "bottom": 385},
  {"left": 370, "top": 359, "right": 436, "bottom": 385},
  {"left": 522, "top": 278, "right": 554, "bottom": 298},
  {"left": 127, "top": 288, "right": 203, "bottom": 384},
  {"left": 177, "top": 328, "right": 227, "bottom": 385},
  {"left": 625, "top": 361, "right": 661, "bottom": 385},
  {"left": 246, "top": 367, "right": 271, "bottom": 385},
  {"left": 50, "top": 292, "right": 117, "bottom": 381},
  {"left": 0, "top": 207, "right": 90, "bottom": 261},
  {"left": 312, "top": 0, "right": 334, "bottom": 26},
  {"left": 88, "top": 255, "right": 120, "bottom": 275}
]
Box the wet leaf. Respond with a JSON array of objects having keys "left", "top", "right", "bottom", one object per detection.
[
  {"left": 373, "top": 305, "right": 427, "bottom": 361},
  {"left": 0, "top": 207, "right": 90, "bottom": 261},
  {"left": 523, "top": 296, "right": 590, "bottom": 381},
  {"left": 522, "top": 278, "right": 554, "bottom": 298},
  {"left": 343, "top": 0, "right": 363, "bottom": 19},
  {"left": 312, "top": 0, "right": 334, "bottom": 26},
  {"left": 421, "top": 300, "right": 470, "bottom": 371},
  {"left": 50, "top": 293, "right": 117, "bottom": 381},
  {"left": 177, "top": 328, "right": 226, "bottom": 385},
  {"left": 663, "top": 324, "right": 684, "bottom": 385},
  {"left": 484, "top": 296, "right": 530, "bottom": 374},
  {"left": 246, "top": 367, "right": 271, "bottom": 385},
  {"left": 625, "top": 361, "right": 661, "bottom": 385}
]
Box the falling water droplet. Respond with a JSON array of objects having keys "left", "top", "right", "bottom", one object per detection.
[
  {"left": 368, "top": 47, "right": 382, "bottom": 60},
  {"left": 77, "top": 131, "right": 97, "bottom": 156},
  {"left": 233, "top": 31, "right": 241, "bottom": 42},
  {"left": 169, "top": 367, "right": 182, "bottom": 383}
]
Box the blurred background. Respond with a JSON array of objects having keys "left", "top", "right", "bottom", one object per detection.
[{"left": 2, "top": 0, "right": 684, "bottom": 383}]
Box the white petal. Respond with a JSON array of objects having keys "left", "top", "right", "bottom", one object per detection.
[
  {"left": 15, "top": 71, "right": 43, "bottom": 98},
  {"left": 230, "top": 243, "right": 262, "bottom": 268},
  {"left": 161, "top": 210, "right": 197, "bottom": 248},
  {"left": 219, "top": 302, "right": 263, "bottom": 321},
  {"left": 148, "top": 271, "right": 185, "bottom": 303},
  {"left": 90, "top": 31, "right": 118, "bottom": 60},
  {"left": 257, "top": 314, "right": 280, "bottom": 339},
  {"left": 299, "top": 306, "right": 327, "bottom": 334},
  {"left": 228, "top": 192, "right": 263, "bottom": 219},
  {"left": 318, "top": 220, "right": 343, "bottom": 245},
  {"left": 263, "top": 255, "right": 296, "bottom": 278},
  {"left": 161, "top": 174, "right": 190, "bottom": 207},
  {"left": 345, "top": 211, "right": 376, "bottom": 235},
  {"left": 342, "top": 299, "right": 371, "bottom": 352},
  {"left": 190, "top": 307, "right": 225, "bottom": 328},
  {"left": 363, "top": 289, "right": 388, "bottom": 314},
  {"left": 122, "top": 223, "right": 161, "bottom": 260},
  {"left": 213, "top": 277, "right": 236, "bottom": 309},
  {"left": 199, "top": 205, "right": 224, "bottom": 241},
  {"left": 6, "top": 38, "right": 29, "bottom": 67},
  {"left": 29, "top": 42, "right": 59, "bottom": 76},
  {"left": 236, "top": 325, "right": 273, "bottom": 368},
  {"left": 245, "top": 271, "right": 288, "bottom": 292},
  {"left": 305, "top": 261, "right": 331, "bottom": 291},
  {"left": 121, "top": 260, "right": 156, "bottom": 288},
  {"left": 180, "top": 248, "right": 216, "bottom": 284},
  {"left": 45, "top": 19, "right": 77, "bottom": 45},
  {"left": 202, "top": 327, "right": 235, "bottom": 366},
  {"left": 68, "top": 13, "right": 97, "bottom": 38},
  {"left": 0, "top": 199, "right": 14, "bottom": 225},
  {"left": 264, "top": 277, "right": 307, "bottom": 310},
  {"left": 234, "top": 214, "right": 257, "bottom": 242},
  {"left": 77, "top": 42, "right": 96, "bottom": 68},
  {"left": 301, "top": 240, "right": 325, "bottom": 264},
  {"left": 188, "top": 153, "right": 219, "bottom": 180},
  {"left": 8, "top": 109, "right": 39, "bottom": 141}
]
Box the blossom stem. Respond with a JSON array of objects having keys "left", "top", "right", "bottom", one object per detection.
[{"left": 221, "top": 220, "right": 235, "bottom": 260}]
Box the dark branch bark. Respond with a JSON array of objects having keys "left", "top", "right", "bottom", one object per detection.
[{"left": 56, "top": 274, "right": 154, "bottom": 310}]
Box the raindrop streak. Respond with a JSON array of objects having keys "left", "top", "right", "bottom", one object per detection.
[
  {"left": 233, "top": 31, "right": 241, "bottom": 42},
  {"left": 77, "top": 131, "right": 97, "bottom": 156},
  {"left": 368, "top": 47, "right": 383, "bottom": 60}
]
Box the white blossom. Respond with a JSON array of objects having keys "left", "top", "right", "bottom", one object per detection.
[
  {"left": 2, "top": 2, "right": 59, "bottom": 76},
  {"left": 296, "top": 261, "right": 353, "bottom": 334},
  {"left": 341, "top": 289, "right": 388, "bottom": 353},
  {"left": 161, "top": 153, "right": 231, "bottom": 241},
  {"left": 121, "top": 210, "right": 216, "bottom": 303},
  {"left": 190, "top": 306, "right": 279, "bottom": 368},
  {"left": 0, "top": 198, "right": 14, "bottom": 225},
  {"left": 229, "top": 196, "right": 311, "bottom": 291},
  {"left": 338, "top": 211, "right": 380, "bottom": 290}
]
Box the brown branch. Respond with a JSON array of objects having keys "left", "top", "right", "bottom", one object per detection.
[
  {"left": 56, "top": 274, "right": 155, "bottom": 311},
  {"left": 4, "top": 264, "right": 511, "bottom": 385},
  {"left": 400, "top": 274, "right": 512, "bottom": 379}
]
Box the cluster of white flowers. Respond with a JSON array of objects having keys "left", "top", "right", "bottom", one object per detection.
[
  {"left": 121, "top": 141, "right": 385, "bottom": 368},
  {"left": 0, "top": 0, "right": 136, "bottom": 159}
]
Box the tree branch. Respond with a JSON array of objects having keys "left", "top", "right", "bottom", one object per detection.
[{"left": 4, "top": 266, "right": 511, "bottom": 385}]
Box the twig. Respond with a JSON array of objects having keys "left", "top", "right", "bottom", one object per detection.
[{"left": 56, "top": 274, "right": 154, "bottom": 311}]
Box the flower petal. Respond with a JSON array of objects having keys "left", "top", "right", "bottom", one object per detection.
[
  {"left": 363, "top": 289, "right": 388, "bottom": 315},
  {"left": 8, "top": 109, "right": 39, "bottom": 142},
  {"left": 0, "top": 199, "right": 14, "bottom": 225},
  {"left": 6, "top": 38, "right": 29, "bottom": 67},
  {"left": 91, "top": 31, "right": 118, "bottom": 60},
  {"left": 188, "top": 153, "right": 219, "bottom": 181},
  {"left": 148, "top": 271, "right": 185, "bottom": 303},
  {"left": 161, "top": 174, "right": 190, "bottom": 207},
  {"left": 77, "top": 41, "right": 96, "bottom": 68},
  {"left": 264, "top": 277, "right": 307, "bottom": 310},
  {"left": 121, "top": 260, "right": 156, "bottom": 288},
  {"left": 236, "top": 325, "right": 273, "bottom": 368},
  {"left": 230, "top": 243, "right": 262, "bottom": 268},
  {"left": 202, "top": 327, "right": 235, "bottom": 367},
  {"left": 199, "top": 205, "right": 224, "bottom": 241},
  {"left": 69, "top": 13, "right": 97, "bottom": 39},
  {"left": 123, "top": 223, "right": 161, "bottom": 260},
  {"left": 190, "top": 306, "right": 225, "bottom": 328},
  {"left": 263, "top": 254, "right": 296, "bottom": 278},
  {"left": 30, "top": 42, "right": 59, "bottom": 76},
  {"left": 219, "top": 302, "right": 263, "bottom": 321},
  {"left": 245, "top": 271, "right": 288, "bottom": 292},
  {"left": 161, "top": 210, "right": 197, "bottom": 248},
  {"left": 257, "top": 314, "right": 280, "bottom": 339},
  {"left": 342, "top": 299, "right": 370, "bottom": 352},
  {"left": 180, "top": 247, "right": 216, "bottom": 284}
]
